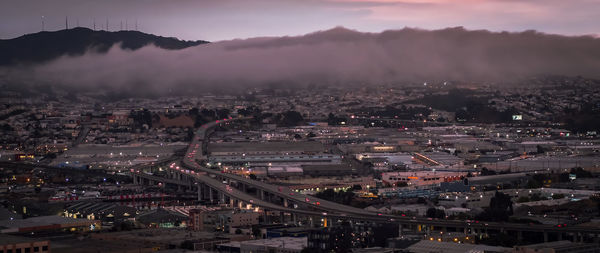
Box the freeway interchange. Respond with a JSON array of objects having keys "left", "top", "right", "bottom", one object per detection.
[{"left": 163, "top": 118, "right": 600, "bottom": 236}]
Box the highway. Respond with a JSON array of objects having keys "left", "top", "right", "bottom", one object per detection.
[
  {"left": 165, "top": 118, "right": 600, "bottom": 235},
  {"left": 181, "top": 118, "right": 384, "bottom": 218}
]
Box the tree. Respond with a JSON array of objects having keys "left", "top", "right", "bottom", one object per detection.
[
  {"left": 476, "top": 233, "right": 519, "bottom": 247},
  {"left": 215, "top": 109, "right": 230, "bottom": 119},
  {"left": 278, "top": 111, "right": 304, "bottom": 127},
  {"left": 248, "top": 174, "right": 257, "bottom": 180},
  {"left": 371, "top": 223, "right": 399, "bottom": 247},
  {"left": 333, "top": 221, "right": 353, "bottom": 253},
  {"left": 189, "top": 107, "right": 199, "bottom": 116},
  {"left": 526, "top": 179, "right": 543, "bottom": 189},
  {"left": 476, "top": 191, "right": 513, "bottom": 222},
  {"left": 530, "top": 193, "right": 543, "bottom": 201},
  {"left": 252, "top": 226, "right": 261, "bottom": 238},
  {"left": 426, "top": 208, "right": 445, "bottom": 219},
  {"left": 327, "top": 113, "right": 348, "bottom": 126},
  {"left": 111, "top": 221, "right": 135, "bottom": 231},
  {"left": 130, "top": 109, "right": 154, "bottom": 129},
  {"left": 571, "top": 167, "right": 593, "bottom": 178},
  {"left": 516, "top": 196, "right": 530, "bottom": 203},
  {"left": 536, "top": 145, "right": 547, "bottom": 154},
  {"left": 481, "top": 167, "right": 497, "bottom": 176},
  {"left": 300, "top": 248, "right": 312, "bottom": 253},
  {"left": 395, "top": 181, "right": 408, "bottom": 187},
  {"left": 315, "top": 189, "right": 355, "bottom": 205},
  {"left": 180, "top": 240, "right": 194, "bottom": 250}
]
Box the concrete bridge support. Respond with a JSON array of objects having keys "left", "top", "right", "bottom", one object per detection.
[
  {"left": 196, "top": 184, "right": 202, "bottom": 201},
  {"left": 263, "top": 209, "right": 270, "bottom": 224},
  {"left": 219, "top": 193, "right": 225, "bottom": 204},
  {"left": 558, "top": 232, "right": 563, "bottom": 241},
  {"left": 398, "top": 224, "right": 403, "bottom": 237}
]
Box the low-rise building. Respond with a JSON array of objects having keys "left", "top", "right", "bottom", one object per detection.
[
  {"left": 217, "top": 237, "right": 307, "bottom": 253},
  {"left": 0, "top": 235, "right": 50, "bottom": 253},
  {"left": 382, "top": 171, "right": 465, "bottom": 187},
  {"left": 514, "top": 240, "right": 600, "bottom": 253}
]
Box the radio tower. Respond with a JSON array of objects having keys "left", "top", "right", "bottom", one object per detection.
[
  {"left": 106, "top": 18, "right": 109, "bottom": 31},
  {"left": 135, "top": 19, "right": 138, "bottom": 31},
  {"left": 41, "top": 16, "right": 45, "bottom": 31},
  {"left": 65, "top": 16, "right": 69, "bottom": 29},
  {"left": 93, "top": 18, "right": 96, "bottom": 30}
]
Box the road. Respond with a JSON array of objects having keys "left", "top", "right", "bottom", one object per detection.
[
  {"left": 167, "top": 117, "right": 600, "bottom": 235},
  {"left": 72, "top": 126, "right": 90, "bottom": 147},
  {"left": 181, "top": 118, "right": 383, "bottom": 218}
]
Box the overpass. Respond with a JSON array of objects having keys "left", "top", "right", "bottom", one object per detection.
[
  {"left": 0, "top": 161, "right": 129, "bottom": 180},
  {"left": 138, "top": 117, "right": 600, "bottom": 242}
]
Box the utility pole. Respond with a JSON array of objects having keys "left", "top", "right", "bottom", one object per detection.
[
  {"left": 41, "top": 16, "right": 45, "bottom": 31},
  {"left": 65, "top": 16, "right": 68, "bottom": 29}
]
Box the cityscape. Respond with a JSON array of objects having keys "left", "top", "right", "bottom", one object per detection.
[{"left": 2, "top": 1, "right": 600, "bottom": 253}]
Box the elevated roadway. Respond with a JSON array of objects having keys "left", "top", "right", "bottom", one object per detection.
[{"left": 164, "top": 118, "right": 600, "bottom": 237}]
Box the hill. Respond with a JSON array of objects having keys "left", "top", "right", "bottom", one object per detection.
[{"left": 0, "top": 28, "right": 208, "bottom": 65}]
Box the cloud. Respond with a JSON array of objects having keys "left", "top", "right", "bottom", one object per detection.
[
  {"left": 2, "top": 0, "right": 600, "bottom": 41},
  {"left": 2, "top": 27, "right": 600, "bottom": 96}
]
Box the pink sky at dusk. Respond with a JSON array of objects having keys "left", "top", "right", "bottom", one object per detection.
[{"left": 1, "top": 0, "right": 599, "bottom": 41}]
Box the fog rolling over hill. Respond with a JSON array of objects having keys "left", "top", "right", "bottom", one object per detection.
[
  {"left": 0, "top": 27, "right": 208, "bottom": 66},
  {"left": 1, "top": 26, "right": 600, "bottom": 96}
]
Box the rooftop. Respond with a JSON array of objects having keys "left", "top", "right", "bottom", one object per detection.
[
  {"left": 208, "top": 141, "right": 324, "bottom": 153},
  {"left": 0, "top": 234, "right": 47, "bottom": 245}
]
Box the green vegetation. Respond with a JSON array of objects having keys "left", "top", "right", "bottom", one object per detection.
[
  {"left": 476, "top": 233, "right": 519, "bottom": 247},
  {"left": 426, "top": 208, "right": 446, "bottom": 219},
  {"left": 275, "top": 110, "right": 304, "bottom": 127},
  {"left": 476, "top": 191, "right": 513, "bottom": 222},
  {"left": 315, "top": 189, "right": 355, "bottom": 206},
  {"left": 516, "top": 196, "right": 530, "bottom": 203},
  {"left": 0, "top": 109, "right": 27, "bottom": 120},
  {"left": 405, "top": 89, "right": 519, "bottom": 123}
]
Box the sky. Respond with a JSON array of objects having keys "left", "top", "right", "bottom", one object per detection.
[{"left": 1, "top": 0, "right": 600, "bottom": 41}]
